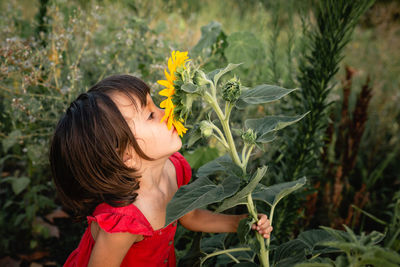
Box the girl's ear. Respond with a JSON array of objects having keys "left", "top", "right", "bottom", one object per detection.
[
  {"left": 122, "top": 147, "right": 140, "bottom": 168},
  {"left": 122, "top": 152, "right": 132, "bottom": 163},
  {"left": 116, "top": 147, "right": 133, "bottom": 164}
]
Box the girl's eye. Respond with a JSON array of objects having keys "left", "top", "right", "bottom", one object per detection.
[{"left": 148, "top": 112, "right": 154, "bottom": 120}]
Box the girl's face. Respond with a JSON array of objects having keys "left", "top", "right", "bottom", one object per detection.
[{"left": 111, "top": 92, "right": 182, "bottom": 162}]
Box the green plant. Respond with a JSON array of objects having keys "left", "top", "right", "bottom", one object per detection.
[
  {"left": 0, "top": 0, "right": 171, "bottom": 260},
  {"left": 162, "top": 58, "right": 307, "bottom": 266},
  {"left": 271, "top": 0, "right": 376, "bottom": 242},
  {"left": 296, "top": 226, "right": 400, "bottom": 267}
]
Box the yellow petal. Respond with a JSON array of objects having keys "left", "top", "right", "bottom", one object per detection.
[
  {"left": 168, "top": 57, "right": 174, "bottom": 74},
  {"left": 160, "top": 112, "right": 168, "bottom": 123},
  {"left": 157, "top": 79, "right": 172, "bottom": 88},
  {"left": 159, "top": 88, "right": 174, "bottom": 97},
  {"left": 158, "top": 50, "right": 190, "bottom": 137},
  {"left": 167, "top": 116, "right": 173, "bottom": 130},
  {"left": 173, "top": 120, "right": 187, "bottom": 137},
  {"left": 160, "top": 99, "right": 168, "bottom": 108},
  {"left": 164, "top": 69, "right": 173, "bottom": 83}
]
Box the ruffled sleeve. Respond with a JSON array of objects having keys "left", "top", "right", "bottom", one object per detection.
[
  {"left": 87, "top": 204, "right": 154, "bottom": 237},
  {"left": 169, "top": 152, "right": 192, "bottom": 188}
]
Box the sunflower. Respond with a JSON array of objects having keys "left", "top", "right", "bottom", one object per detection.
[{"left": 157, "top": 51, "right": 190, "bottom": 137}]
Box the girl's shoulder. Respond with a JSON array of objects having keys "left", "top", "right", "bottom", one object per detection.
[
  {"left": 86, "top": 152, "right": 192, "bottom": 235},
  {"left": 88, "top": 202, "right": 154, "bottom": 236},
  {"left": 169, "top": 151, "right": 192, "bottom": 188}
]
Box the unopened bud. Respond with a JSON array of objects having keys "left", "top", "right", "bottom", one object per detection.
[
  {"left": 222, "top": 76, "right": 241, "bottom": 102},
  {"left": 199, "top": 120, "right": 214, "bottom": 138},
  {"left": 241, "top": 128, "right": 257, "bottom": 145},
  {"left": 193, "top": 70, "right": 209, "bottom": 86}
]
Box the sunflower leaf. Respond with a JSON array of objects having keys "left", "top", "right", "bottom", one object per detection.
[
  {"left": 213, "top": 63, "right": 242, "bottom": 86},
  {"left": 216, "top": 166, "right": 268, "bottom": 212},
  {"left": 197, "top": 154, "right": 243, "bottom": 179},
  {"left": 236, "top": 85, "right": 298, "bottom": 109},
  {"left": 165, "top": 175, "right": 240, "bottom": 226},
  {"left": 181, "top": 82, "right": 199, "bottom": 93},
  {"left": 252, "top": 177, "right": 306, "bottom": 207},
  {"left": 245, "top": 113, "right": 309, "bottom": 143}
]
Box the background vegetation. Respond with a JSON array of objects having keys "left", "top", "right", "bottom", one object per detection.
[{"left": 0, "top": 0, "right": 399, "bottom": 266}]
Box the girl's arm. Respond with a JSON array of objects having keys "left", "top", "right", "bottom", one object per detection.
[
  {"left": 179, "top": 209, "right": 272, "bottom": 238},
  {"left": 88, "top": 227, "right": 140, "bottom": 267}
]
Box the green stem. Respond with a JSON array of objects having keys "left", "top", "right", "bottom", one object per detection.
[
  {"left": 224, "top": 101, "right": 234, "bottom": 119},
  {"left": 387, "top": 228, "right": 400, "bottom": 248},
  {"left": 210, "top": 123, "right": 229, "bottom": 149},
  {"left": 210, "top": 78, "right": 217, "bottom": 99},
  {"left": 204, "top": 92, "right": 242, "bottom": 167},
  {"left": 242, "top": 144, "right": 255, "bottom": 173},
  {"left": 200, "top": 247, "right": 252, "bottom": 266},
  {"left": 247, "top": 194, "right": 269, "bottom": 267},
  {"left": 242, "top": 143, "right": 248, "bottom": 167},
  {"left": 204, "top": 87, "right": 268, "bottom": 265},
  {"left": 265, "top": 204, "right": 276, "bottom": 266},
  {"left": 212, "top": 133, "right": 229, "bottom": 149},
  {"left": 245, "top": 145, "right": 254, "bottom": 164},
  {"left": 225, "top": 253, "right": 240, "bottom": 263}
]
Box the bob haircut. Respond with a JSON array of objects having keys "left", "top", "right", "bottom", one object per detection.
[{"left": 49, "top": 75, "right": 154, "bottom": 221}]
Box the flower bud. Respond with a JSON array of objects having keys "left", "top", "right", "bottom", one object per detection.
[
  {"left": 193, "top": 70, "right": 209, "bottom": 86},
  {"left": 241, "top": 128, "right": 257, "bottom": 145},
  {"left": 222, "top": 76, "right": 241, "bottom": 102},
  {"left": 199, "top": 120, "right": 214, "bottom": 138}
]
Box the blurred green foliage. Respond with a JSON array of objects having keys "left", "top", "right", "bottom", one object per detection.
[{"left": 0, "top": 0, "right": 399, "bottom": 265}]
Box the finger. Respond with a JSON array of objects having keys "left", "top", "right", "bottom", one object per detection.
[
  {"left": 257, "top": 214, "right": 267, "bottom": 226},
  {"left": 263, "top": 233, "right": 270, "bottom": 239},
  {"left": 260, "top": 219, "right": 271, "bottom": 229},
  {"left": 258, "top": 213, "right": 268, "bottom": 220},
  {"left": 265, "top": 226, "right": 273, "bottom": 234},
  {"left": 258, "top": 225, "right": 273, "bottom": 235}
]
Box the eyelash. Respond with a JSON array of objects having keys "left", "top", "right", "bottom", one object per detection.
[{"left": 148, "top": 112, "right": 154, "bottom": 120}]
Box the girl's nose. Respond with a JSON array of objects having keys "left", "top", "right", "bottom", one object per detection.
[
  {"left": 157, "top": 107, "right": 167, "bottom": 124},
  {"left": 158, "top": 107, "right": 166, "bottom": 118}
]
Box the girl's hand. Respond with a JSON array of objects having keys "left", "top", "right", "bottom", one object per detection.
[{"left": 251, "top": 214, "right": 273, "bottom": 239}]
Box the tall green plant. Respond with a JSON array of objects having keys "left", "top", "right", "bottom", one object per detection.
[
  {"left": 272, "top": 0, "right": 375, "bottom": 241},
  {"left": 295, "top": 226, "right": 400, "bottom": 267},
  {"left": 162, "top": 58, "right": 307, "bottom": 266},
  {"left": 284, "top": 0, "right": 375, "bottom": 180}
]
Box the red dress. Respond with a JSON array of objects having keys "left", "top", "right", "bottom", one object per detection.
[{"left": 64, "top": 152, "right": 192, "bottom": 267}]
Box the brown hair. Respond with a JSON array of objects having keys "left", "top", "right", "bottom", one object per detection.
[{"left": 49, "top": 75, "right": 153, "bottom": 221}]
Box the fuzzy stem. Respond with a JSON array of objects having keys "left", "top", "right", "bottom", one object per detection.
[
  {"left": 210, "top": 123, "right": 229, "bottom": 149},
  {"left": 225, "top": 253, "right": 240, "bottom": 263},
  {"left": 204, "top": 90, "right": 267, "bottom": 265},
  {"left": 200, "top": 247, "right": 252, "bottom": 266},
  {"left": 247, "top": 194, "right": 269, "bottom": 267},
  {"left": 242, "top": 144, "right": 255, "bottom": 173},
  {"left": 242, "top": 143, "right": 248, "bottom": 167},
  {"left": 265, "top": 204, "right": 276, "bottom": 266},
  {"left": 204, "top": 92, "right": 242, "bottom": 167},
  {"left": 212, "top": 133, "right": 229, "bottom": 150}
]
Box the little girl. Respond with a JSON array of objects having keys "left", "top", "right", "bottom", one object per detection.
[{"left": 49, "top": 74, "right": 273, "bottom": 266}]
